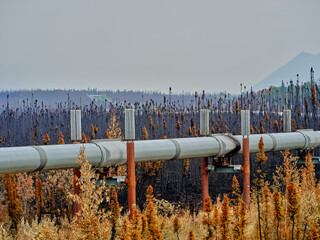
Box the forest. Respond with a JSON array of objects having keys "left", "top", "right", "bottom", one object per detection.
[{"left": 0, "top": 76, "right": 320, "bottom": 239}]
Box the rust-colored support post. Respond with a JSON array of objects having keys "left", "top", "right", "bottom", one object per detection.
[
  {"left": 201, "top": 157, "right": 209, "bottom": 207},
  {"left": 126, "top": 141, "right": 136, "bottom": 219},
  {"left": 242, "top": 137, "right": 250, "bottom": 209},
  {"left": 73, "top": 167, "right": 81, "bottom": 216},
  {"left": 73, "top": 141, "right": 81, "bottom": 217}
]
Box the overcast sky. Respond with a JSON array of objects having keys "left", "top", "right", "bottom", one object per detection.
[{"left": 1, "top": 0, "right": 320, "bottom": 94}]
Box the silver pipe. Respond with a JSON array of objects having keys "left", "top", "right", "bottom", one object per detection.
[{"left": 0, "top": 130, "right": 319, "bottom": 174}]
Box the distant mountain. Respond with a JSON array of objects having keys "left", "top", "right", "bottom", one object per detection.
[{"left": 253, "top": 52, "right": 320, "bottom": 90}]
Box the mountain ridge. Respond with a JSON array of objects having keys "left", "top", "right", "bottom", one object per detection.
[{"left": 253, "top": 52, "right": 320, "bottom": 90}]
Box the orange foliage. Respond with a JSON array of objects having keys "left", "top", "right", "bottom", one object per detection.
[
  {"left": 42, "top": 133, "right": 50, "bottom": 145},
  {"left": 162, "top": 118, "right": 167, "bottom": 129},
  {"left": 220, "top": 194, "right": 230, "bottom": 240},
  {"left": 145, "top": 186, "right": 162, "bottom": 240},
  {"left": 35, "top": 177, "right": 44, "bottom": 219},
  {"left": 309, "top": 223, "right": 320, "bottom": 240},
  {"left": 176, "top": 119, "right": 182, "bottom": 130},
  {"left": 231, "top": 175, "right": 241, "bottom": 205},
  {"left": 273, "top": 120, "right": 279, "bottom": 131},
  {"left": 142, "top": 126, "right": 149, "bottom": 140},
  {"left": 203, "top": 196, "right": 213, "bottom": 214},
  {"left": 188, "top": 126, "right": 192, "bottom": 136},
  {"left": 58, "top": 132, "right": 65, "bottom": 144},
  {"left": 287, "top": 182, "right": 299, "bottom": 220},
  {"left": 90, "top": 124, "right": 95, "bottom": 139},
  {"left": 16, "top": 173, "right": 35, "bottom": 219},
  {"left": 3, "top": 174, "right": 22, "bottom": 229},
  {"left": 173, "top": 216, "right": 181, "bottom": 239},
  {"left": 188, "top": 230, "right": 195, "bottom": 240},
  {"left": 148, "top": 115, "right": 153, "bottom": 126},
  {"left": 272, "top": 191, "right": 283, "bottom": 239},
  {"left": 202, "top": 196, "right": 214, "bottom": 239},
  {"left": 257, "top": 137, "right": 267, "bottom": 165},
  {"left": 81, "top": 132, "right": 87, "bottom": 143},
  {"left": 183, "top": 159, "right": 190, "bottom": 175},
  {"left": 110, "top": 188, "right": 120, "bottom": 240},
  {"left": 192, "top": 126, "right": 197, "bottom": 137}
]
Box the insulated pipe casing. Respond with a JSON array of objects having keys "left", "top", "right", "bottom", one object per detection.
[
  {"left": 0, "top": 130, "right": 320, "bottom": 174},
  {"left": 91, "top": 140, "right": 127, "bottom": 167},
  {"left": 43, "top": 144, "right": 102, "bottom": 170},
  {"left": 296, "top": 129, "right": 320, "bottom": 150},
  {"left": 234, "top": 130, "right": 320, "bottom": 154},
  {"left": 0, "top": 147, "right": 41, "bottom": 173}
]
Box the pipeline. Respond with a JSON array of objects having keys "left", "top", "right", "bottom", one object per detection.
[{"left": 0, "top": 130, "right": 320, "bottom": 174}]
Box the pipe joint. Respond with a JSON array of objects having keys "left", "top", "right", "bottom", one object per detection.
[
  {"left": 296, "top": 129, "right": 320, "bottom": 150},
  {"left": 32, "top": 146, "right": 47, "bottom": 172},
  {"left": 266, "top": 134, "right": 277, "bottom": 153},
  {"left": 210, "top": 133, "right": 240, "bottom": 158},
  {"left": 91, "top": 139, "right": 126, "bottom": 167},
  {"left": 169, "top": 139, "right": 181, "bottom": 160}
]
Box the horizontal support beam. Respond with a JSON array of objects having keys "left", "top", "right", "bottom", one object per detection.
[
  {"left": 208, "top": 165, "right": 242, "bottom": 173},
  {"left": 0, "top": 130, "right": 319, "bottom": 174},
  {"left": 96, "top": 177, "right": 126, "bottom": 186}
]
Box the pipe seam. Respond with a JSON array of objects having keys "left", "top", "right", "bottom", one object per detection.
[
  {"left": 266, "top": 134, "right": 277, "bottom": 152},
  {"left": 296, "top": 130, "right": 309, "bottom": 150},
  {"left": 210, "top": 134, "right": 222, "bottom": 157},
  {"left": 32, "top": 146, "right": 47, "bottom": 172},
  {"left": 224, "top": 134, "right": 241, "bottom": 156},
  {"left": 91, "top": 142, "right": 106, "bottom": 167},
  {"left": 169, "top": 139, "right": 181, "bottom": 160}
]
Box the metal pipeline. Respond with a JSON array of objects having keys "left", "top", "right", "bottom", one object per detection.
[{"left": 0, "top": 130, "right": 320, "bottom": 174}]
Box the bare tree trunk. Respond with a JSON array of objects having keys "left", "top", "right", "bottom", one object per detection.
[
  {"left": 302, "top": 223, "right": 308, "bottom": 240},
  {"left": 291, "top": 218, "right": 295, "bottom": 240},
  {"left": 257, "top": 195, "right": 262, "bottom": 240}
]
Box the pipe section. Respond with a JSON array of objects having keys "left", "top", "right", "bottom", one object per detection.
[{"left": 0, "top": 130, "right": 320, "bottom": 174}]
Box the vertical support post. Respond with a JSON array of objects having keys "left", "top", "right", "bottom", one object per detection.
[
  {"left": 125, "top": 108, "right": 136, "bottom": 219},
  {"left": 200, "top": 109, "right": 210, "bottom": 136},
  {"left": 242, "top": 137, "right": 250, "bottom": 209},
  {"left": 283, "top": 109, "right": 291, "bottom": 132},
  {"left": 241, "top": 109, "right": 250, "bottom": 209},
  {"left": 73, "top": 167, "right": 81, "bottom": 216},
  {"left": 127, "top": 141, "right": 136, "bottom": 219},
  {"left": 71, "top": 109, "right": 82, "bottom": 216},
  {"left": 125, "top": 109, "right": 135, "bottom": 140},
  {"left": 201, "top": 157, "right": 209, "bottom": 206},
  {"left": 200, "top": 109, "right": 210, "bottom": 208}
]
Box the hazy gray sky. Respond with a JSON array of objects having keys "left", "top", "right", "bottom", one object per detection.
[{"left": 1, "top": 0, "right": 320, "bottom": 94}]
